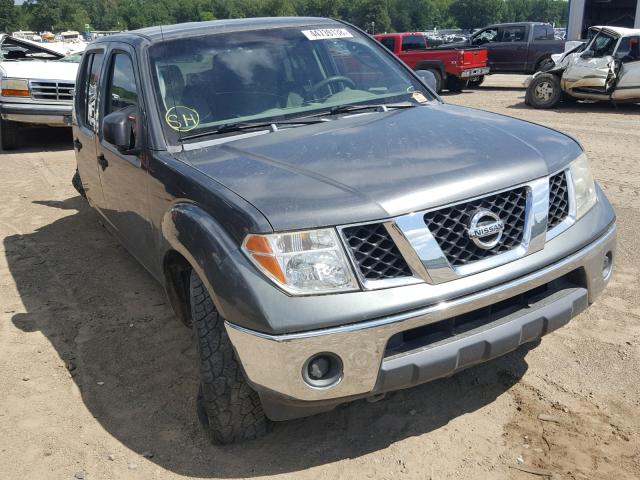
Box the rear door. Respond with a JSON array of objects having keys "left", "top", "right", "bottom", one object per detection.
[
  {"left": 72, "top": 47, "right": 105, "bottom": 207},
  {"left": 96, "top": 43, "right": 154, "bottom": 267},
  {"left": 493, "top": 25, "right": 528, "bottom": 71}
]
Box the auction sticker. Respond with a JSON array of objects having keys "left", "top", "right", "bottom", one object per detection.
[
  {"left": 302, "top": 28, "right": 353, "bottom": 40},
  {"left": 165, "top": 106, "right": 200, "bottom": 132}
]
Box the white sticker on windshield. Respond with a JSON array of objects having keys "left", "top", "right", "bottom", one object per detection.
[{"left": 302, "top": 28, "right": 353, "bottom": 41}]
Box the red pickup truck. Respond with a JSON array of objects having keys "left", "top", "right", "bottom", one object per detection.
[{"left": 374, "top": 32, "right": 489, "bottom": 93}]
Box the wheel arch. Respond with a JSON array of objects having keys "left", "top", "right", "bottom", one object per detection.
[
  {"left": 160, "top": 202, "right": 250, "bottom": 327},
  {"left": 414, "top": 60, "right": 446, "bottom": 78}
]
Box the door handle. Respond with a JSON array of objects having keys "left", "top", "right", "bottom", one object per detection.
[
  {"left": 73, "top": 138, "right": 82, "bottom": 151},
  {"left": 97, "top": 154, "right": 108, "bottom": 171}
]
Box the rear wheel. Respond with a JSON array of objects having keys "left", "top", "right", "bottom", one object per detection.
[
  {"left": 446, "top": 76, "right": 469, "bottom": 93},
  {"left": 0, "top": 118, "right": 19, "bottom": 151},
  {"left": 526, "top": 73, "right": 562, "bottom": 109},
  {"left": 189, "top": 270, "right": 269, "bottom": 444}
]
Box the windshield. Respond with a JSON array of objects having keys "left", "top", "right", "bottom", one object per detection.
[{"left": 149, "top": 25, "right": 430, "bottom": 142}]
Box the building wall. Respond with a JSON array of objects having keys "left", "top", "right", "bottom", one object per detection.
[{"left": 567, "top": 0, "right": 640, "bottom": 40}]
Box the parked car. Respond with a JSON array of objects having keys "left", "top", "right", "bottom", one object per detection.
[
  {"left": 525, "top": 26, "right": 640, "bottom": 108},
  {"left": 72, "top": 17, "right": 616, "bottom": 444},
  {"left": 374, "top": 32, "right": 489, "bottom": 92},
  {"left": 447, "top": 22, "right": 566, "bottom": 85},
  {"left": 0, "top": 34, "right": 80, "bottom": 150}
]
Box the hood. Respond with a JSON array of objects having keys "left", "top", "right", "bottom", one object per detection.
[
  {"left": 176, "top": 104, "right": 583, "bottom": 231},
  {"left": 0, "top": 34, "right": 66, "bottom": 58},
  {"left": 0, "top": 60, "right": 78, "bottom": 81}
]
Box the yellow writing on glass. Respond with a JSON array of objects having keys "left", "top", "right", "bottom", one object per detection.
[{"left": 165, "top": 106, "right": 200, "bottom": 132}]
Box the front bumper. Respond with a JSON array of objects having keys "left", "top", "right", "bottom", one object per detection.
[
  {"left": 0, "top": 102, "right": 72, "bottom": 126},
  {"left": 226, "top": 222, "right": 616, "bottom": 418}
]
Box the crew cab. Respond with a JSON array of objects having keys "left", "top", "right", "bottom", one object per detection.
[
  {"left": 0, "top": 34, "right": 80, "bottom": 150},
  {"left": 374, "top": 32, "right": 488, "bottom": 92},
  {"left": 448, "top": 22, "right": 566, "bottom": 81},
  {"left": 72, "top": 17, "right": 616, "bottom": 444}
]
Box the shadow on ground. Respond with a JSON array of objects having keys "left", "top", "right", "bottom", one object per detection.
[
  {"left": 1, "top": 125, "right": 73, "bottom": 154},
  {"left": 507, "top": 99, "right": 640, "bottom": 114},
  {"left": 6, "top": 196, "right": 536, "bottom": 477}
]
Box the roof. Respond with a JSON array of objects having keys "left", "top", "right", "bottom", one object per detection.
[
  {"left": 95, "top": 17, "right": 339, "bottom": 44},
  {"left": 485, "top": 22, "right": 550, "bottom": 28},
  {"left": 590, "top": 25, "right": 640, "bottom": 37}
]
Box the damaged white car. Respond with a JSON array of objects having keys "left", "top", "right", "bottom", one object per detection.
[
  {"left": 0, "top": 34, "right": 80, "bottom": 150},
  {"left": 525, "top": 26, "right": 640, "bottom": 108}
]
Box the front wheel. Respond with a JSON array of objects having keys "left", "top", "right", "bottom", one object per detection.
[
  {"left": 0, "top": 118, "right": 19, "bottom": 150},
  {"left": 446, "top": 76, "right": 469, "bottom": 93},
  {"left": 189, "top": 270, "right": 269, "bottom": 444},
  {"left": 526, "top": 73, "right": 562, "bottom": 109}
]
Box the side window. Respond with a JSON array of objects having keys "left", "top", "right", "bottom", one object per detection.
[
  {"left": 473, "top": 28, "right": 499, "bottom": 45},
  {"left": 106, "top": 53, "right": 139, "bottom": 115},
  {"left": 534, "top": 25, "right": 548, "bottom": 41},
  {"left": 502, "top": 26, "right": 526, "bottom": 42},
  {"left": 401, "top": 35, "right": 425, "bottom": 51},
  {"left": 616, "top": 37, "right": 640, "bottom": 61},
  {"left": 77, "top": 51, "right": 104, "bottom": 132},
  {"left": 379, "top": 37, "right": 396, "bottom": 52},
  {"left": 546, "top": 26, "right": 556, "bottom": 40}
]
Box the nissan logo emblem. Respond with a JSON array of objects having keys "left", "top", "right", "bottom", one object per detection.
[{"left": 468, "top": 210, "right": 504, "bottom": 249}]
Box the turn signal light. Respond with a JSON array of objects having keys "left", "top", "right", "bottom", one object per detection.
[{"left": 1, "top": 88, "right": 30, "bottom": 97}]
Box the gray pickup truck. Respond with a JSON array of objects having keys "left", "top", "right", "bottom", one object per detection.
[
  {"left": 71, "top": 17, "right": 616, "bottom": 444},
  {"left": 449, "top": 22, "right": 566, "bottom": 83}
]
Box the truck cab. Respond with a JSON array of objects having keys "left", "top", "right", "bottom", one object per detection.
[{"left": 464, "top": 22, "right": 566, "bottom": 74}]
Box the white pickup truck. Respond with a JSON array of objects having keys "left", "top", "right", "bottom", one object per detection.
[{"left": 0, "top": 34, "right": 80, "bottom": 150}]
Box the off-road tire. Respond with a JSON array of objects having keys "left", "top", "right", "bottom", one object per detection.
[
  {"left": 446, "top": 76, "right": 469, "bottom": 93},
  {"left": 72, "top": 169, "right": 87, "bottom": 199},
  {"left": 0, "top": 118, "right": 19, "bottom": 151},
  {"left": 526, "top": 73, "right": 562, "bottom": 109},
  {"left": 189, "top": 270, "right": 269, "bottom": 444},
  {"left": 469, "top": 75, "right": 485, "bottom": 88}
]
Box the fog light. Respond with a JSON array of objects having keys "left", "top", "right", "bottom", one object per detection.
[
  {"left": 302, "top": 353, "right": 343, "bottom": 388},
  {"left": 603, "top": 252, "right": 613, "bottom": 280}
]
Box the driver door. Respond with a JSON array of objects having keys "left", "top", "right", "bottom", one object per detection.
[
  {"left": 96, "top": 43, "right": 154, "bottom": 268},
  {"left": 612, "top": 36, "right": 640, "bottom": 100}
]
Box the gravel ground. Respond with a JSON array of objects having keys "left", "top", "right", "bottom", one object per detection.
[{"left": 0, "top": 75, "right": 638, "bottom": 480}]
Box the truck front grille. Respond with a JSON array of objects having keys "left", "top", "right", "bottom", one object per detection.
[
  {"left": 548, "top": 171, "right": 569, "bottom": 230},
  {"left": 424, "top": 187, "right": 528, "bottom": 267},
  {"left": 30, "top": 80, "right": 74, "bottom": 101},
  {"left": 342, "top": 223, "right": 412, "bottom": 281}
]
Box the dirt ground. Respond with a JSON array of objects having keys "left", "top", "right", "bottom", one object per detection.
[{"left": 0, "top": 75, "right": 639, "bottom": 480}]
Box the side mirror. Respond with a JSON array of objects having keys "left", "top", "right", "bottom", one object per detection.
[
  {"left": 103, "top": 107, "right": 139, "bottom": 153},
  {"left": 580, "top": 50, "right": 594, "bottom": 59},
  {"left": 415, "top": 69, "right": 438, "bottom": 92}
]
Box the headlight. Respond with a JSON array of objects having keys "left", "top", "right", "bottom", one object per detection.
[
  {"left": 569, "top": 153, "right": 597, "bottom": 219},
  {"left": 1, "top": 78, "right": 30, "bottom": 97},
  {"left": 242, "top": 229, "right": 358, "bottom": 295}
]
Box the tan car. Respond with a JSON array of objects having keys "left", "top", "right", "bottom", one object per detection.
[{"left": 525, "top": 26, "right": 640, "bottom": 108}]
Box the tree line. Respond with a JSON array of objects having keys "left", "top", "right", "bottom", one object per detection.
[{"left": 1, "top": 0, "right": 568, "bottom": 35}]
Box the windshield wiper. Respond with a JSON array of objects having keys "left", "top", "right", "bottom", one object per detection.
[
  {"left": 303, "top": 103, "right": 417, "bottom": 119},
  {"left": 180, "top": 118, "right": 326, "bottom": 141}
]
